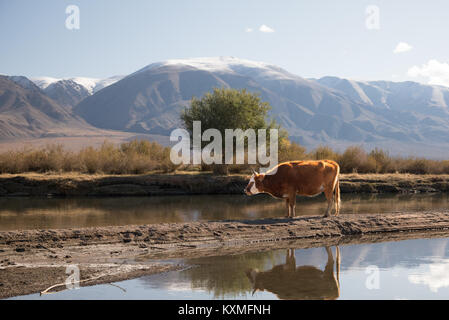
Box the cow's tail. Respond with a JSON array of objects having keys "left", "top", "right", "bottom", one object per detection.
[{"left": 332, "top": 165, "right": 341, "bottom": 215}]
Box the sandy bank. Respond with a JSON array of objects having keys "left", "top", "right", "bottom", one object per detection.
[
  {"left": 0, "top": 173, "right": 449, "bottom": 197},
  {"left": 2, "top": 210, "right": 449, "bottom": 298}
]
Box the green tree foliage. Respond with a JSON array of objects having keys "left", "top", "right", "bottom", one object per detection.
[
  {"left": 181, "top": 88, "right": 280, "bottom": 174},
  {"left": 181, "top": 88, "right": 274, "bottom": 135}
]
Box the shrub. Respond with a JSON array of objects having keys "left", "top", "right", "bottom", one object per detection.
[
  {"left": 0, "top": 140, "right": 179, "bottom": 174},
  {"left": 310, "top": 145, "right": 339, "bottom": 161},
  {"left": 339, "top": 146, "right": 376, "bottom": 173},
  {"left": 279, "top": 141, "right": 307, "bottom": 163},
  {"left": 368, "top": 148, "right": 392, "bottom": 173}
]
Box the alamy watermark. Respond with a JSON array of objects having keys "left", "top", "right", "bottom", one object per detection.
[
  {"left": 65, "top": 264, "right": 80, "bottom": 290},
  {"left": 65, "top": 5, "right": 80, "bottom": 30},
  {"left": 365, "top": 265, "right": 380, "bottom": 290},
  {"left": 365, "top": 5, "right": 380, "bottom": 30},
  {"left": 170, "top": 121, "right": 279, "bottom": 174}
]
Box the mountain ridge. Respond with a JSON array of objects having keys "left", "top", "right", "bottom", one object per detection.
[{"left": 3, "top": 57, "right": 449, "bottom": 157}]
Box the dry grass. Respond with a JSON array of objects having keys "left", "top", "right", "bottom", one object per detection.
[
  {"left": 0, "top": 139, "right": 448, "bottom": 175},
  {"left": 312, "top": 145, "right": 449, "bottom": 175},
  {"left": 0, "top": 140, "right": 179, "bottom": 175}
]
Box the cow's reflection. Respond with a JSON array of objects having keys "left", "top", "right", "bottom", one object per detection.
[{"left": 246, "top": 246, "right": 341, "bottom": 300}]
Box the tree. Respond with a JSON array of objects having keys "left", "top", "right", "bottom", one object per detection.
[{"left": 181, "top": 88, "right": 279, "bottom": 174}]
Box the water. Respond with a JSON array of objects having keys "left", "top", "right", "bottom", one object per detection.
[
  {"left": 1, "top": 193, "right": 449, "bottom": 231},
  {"left": 11, "top": 237, "right": 449, "bottom": 300},
  {"left": 4, "top": 193, "right": 449, "bottom": 299}
]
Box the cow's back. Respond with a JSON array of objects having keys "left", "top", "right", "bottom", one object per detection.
[{"left": 276, "top": 160, "right": 338, "bottom": 195}]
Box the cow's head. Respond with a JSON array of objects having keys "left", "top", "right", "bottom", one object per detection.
[{"left": 245, "top": 170, "right": 264, "bottom": 195}]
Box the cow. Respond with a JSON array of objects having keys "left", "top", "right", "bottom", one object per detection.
[
  {"left": 246, "top": 246, "right": 341, "bottom": 300},
  {"left": 245, "top": 160, "right": 340, "bottom": 217}
]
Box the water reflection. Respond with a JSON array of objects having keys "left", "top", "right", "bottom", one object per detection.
[
  {"left": 10, "top": 237, "right": 449, "bottom": 299},
  {"left": 1, "top": 193, "right": 449, "bottom": 231},
  {"left": 246, "top": 247, "right": 340, "bottom": 300},
  {"left": 137, "top": 237, "right": 449, "bottom": 300},
  {"left": 408, "top": 258, "right": 449, "bottom": 292}
]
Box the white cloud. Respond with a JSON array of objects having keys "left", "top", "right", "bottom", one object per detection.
[
  {"left": 259, "top": 24, "right": 275, "bottom": 33},
  {"left": 245, "top": 27, "right": 253, "bottom": 33},
  {"left": 408, "top": 260, "right": 449, "bottom": 293},
  {"left": 393, "top": 42, "right": 412, "bottom": 54},
  {"left": 408, "top": 59, "right": 449, "bottom": 87}
]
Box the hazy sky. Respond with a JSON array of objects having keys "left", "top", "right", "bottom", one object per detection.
[{"left": 1, "top": 0, "right": 449, "bottom": 86}]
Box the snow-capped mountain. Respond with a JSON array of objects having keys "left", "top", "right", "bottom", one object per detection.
[
  {"left": 315, "top": 76, "right": 449, "bottom": 112},
  {"left": 72, "top": 57, "right": 449, "bottom": 157},
  {"left": 31, "top": 75, "right": 124, "bottom": 94},
  {"left": 6, "top": 76, "right": 41, "bottom": 91},
  {"left": 0, "top": 76, "right": 98, "bottom": 138},
  {"left": 28, "top": 75, "right": 124, "bottom": 108},
  {"left": 315, "top": 76, "right": 449, "bottom": 142},
  {"left": 4, "top": 57, "right": 449, "bottom": 157},
  {"left": 44, "top": 79, "right": 90, "bottom": 109},
  {"left": 132, "top": 56, "right": 300, "bottom": 81}
]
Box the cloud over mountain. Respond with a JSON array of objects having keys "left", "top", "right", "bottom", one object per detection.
[{"left": 408, "top": 59, "right": 449, "bottom": 87}]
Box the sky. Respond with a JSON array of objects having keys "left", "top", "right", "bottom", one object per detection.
[{"left": 1, "top": 0, "right": 449, "bottom": 86}]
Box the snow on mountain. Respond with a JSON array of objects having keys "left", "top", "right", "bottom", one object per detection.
[
  {"left": 44, "top": 79, "right": 91, "bottom": 109},
  {"left": 31, "top": 77, "right": 61, "bottom": 89},
  {"left": 31, "top": 75, "right": 124, "bottom": 94},
  {"left": 0, "top": 75, "right": 98, "bottom": 138},
  {"left": 316, "top": 76, "right": 374, "bottom": 106},
  {"left": 7, "top": 76, "right": 41, "bottom": 91},
  {"left": 133, "top": 56, "right": 299, "bottom": 81},
  {"left": 316, "top": 76, "right": 449, "bottom": 113},
  {"left": 92, "top": 75, "right": 125, "bottom": 93}
]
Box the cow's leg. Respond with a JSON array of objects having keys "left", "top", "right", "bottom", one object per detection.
[
  {"left": 285, "top": 192, "right": 296, "bottom": 218},
  {"left": 284, "top": 249, "right": 296, "bottom": 271},
  {"left": 324, "top": 188, "right": 333, "bottom": 217},
  {"left": 289, "top": 192, "right": 296, "bottom": 217},
  {"left": 285, "top": 198, "right": 291, "bottom": 218}
]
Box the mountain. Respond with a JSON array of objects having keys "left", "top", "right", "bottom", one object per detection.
[
  {"left": 31, "top": 76, "right": 124, "bottom": 94},
  {"left": 6, "top": 57, "right": 449, "bottom": 157},
  {"left": 29, "top": 76, "right": 124, "bottom": 109},
  {"left": 315, "top": 76, "right": 449, "bottom": 143},
  {"left": 0, "top": 75, "right": 100, "bottom": 138},
  {"left": 74, "top": 57, "right": 380, "bottom": 141},
  {"left": 6, "top": 76, "right": 39, "bottom": 91},
  {"left": 43, "top": 79, "right": 90, "bottom": 109},
  {"left": 75, "top": 56, "right": 446, "bottom": 156}
]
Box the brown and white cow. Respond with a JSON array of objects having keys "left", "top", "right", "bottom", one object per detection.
[{"left": 245, "top": 160, "right": 340, "bottom": 217}]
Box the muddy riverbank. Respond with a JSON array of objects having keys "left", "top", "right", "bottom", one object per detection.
[
  {"left": 3, "top": 210, "right": 449, "bottom": 298},
  {"left": 0, "top": 173, "right": 449, "bottom": 197}
]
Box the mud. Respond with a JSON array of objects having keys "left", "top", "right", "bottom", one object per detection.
[
  {"left": 0, "top": 173, "right": 448, "bottom": 197},
  {"left": 2, "top": 210, "right": 449, "bottom": 298}
]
